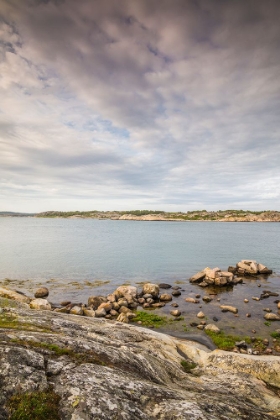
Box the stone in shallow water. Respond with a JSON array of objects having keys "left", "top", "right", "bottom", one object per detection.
[
  {"left": 160, "top": 293, "right": 172, "bottom": 302},
  {"left": 170, "top": 310, "right": 181, "bottom": 317},
  {"left": 205, "top": 324, "right": 220, "bottom": 333},
  {"left": 158, "top": 283, "right": 172, "bottom": 289},
  {"left": 220, "top": 305, "right": 238, "bottom": 314},
  {"left": 264, "top": 313, "right": 280, "bottom": 321},
  {"left": 34, "top": 287, "right": 49, "bottom": 298}
]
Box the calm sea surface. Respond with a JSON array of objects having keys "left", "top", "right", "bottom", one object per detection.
[{"left": 1, "top": 218, "right": 279, "bottom": 290}]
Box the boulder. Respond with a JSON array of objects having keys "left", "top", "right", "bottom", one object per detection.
[
  {"left": 170, "top": 310, "right": 181, "bottom": 317},
  {"left": 220, "top": 305, "right": 238, "bottom": 314},
  {"left": 34, "top": 287, "right": 49, "bottom": 298},
  {"left": 185, "top": 297, "right": 199, "bottom": 303},
  {"left": 264, "top": 313, "right": 280, "bottom": 321},
  {"left": 158, "top": 283, "right": 172, "bottom": 289},
  {"left": 159, "top": 293, "right": 172, "bottom": 302},
  {"left": 88, "top": 296, "right": 106, "bottom": 309},
  {"left": 95, "top": 308, "right": 107, "bottom": 317},
  {"left": 83, "top": 308, "right": 96, "bottom": 317},
  {"left": 142, "top": 283, "right": 159, "bottom": 297},
  {"left": 237, "top": 262, "right": 256, "bottom": 274},
  {"left": 258, "top": 263, "right": 273, "bottom": 274},
  {"left": 116, "top": 313, "right": 129, "bottom": 323},
  {"left": 70, "top": 305, "right": 83, "bottom": 315},
  {"left": 30, "top": 298, "right": 51, "bottom": 310},
  {"left": 114, "top": 285, "right": 137, "bottom": 299},
  {"left": 204, "top": 267, "right": 221, "bottom": 279},
  {"left": 97, "top": 302, "right": 112, "bottom": 312},
  {"left": 189, "top": 271, "right": 205, "bottom": 283},
  {"left": 205, "top": 324, "right": 221, "bottom": 333}
]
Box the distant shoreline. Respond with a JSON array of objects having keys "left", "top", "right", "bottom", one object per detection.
[{"left": 1, "top": 209, "right": 280, "bottom": 222}]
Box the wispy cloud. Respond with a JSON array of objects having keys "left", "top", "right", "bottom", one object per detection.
[{"left": 0, "top": 0, "right": 280, "bottom": 211}]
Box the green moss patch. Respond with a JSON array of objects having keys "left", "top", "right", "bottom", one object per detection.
[
  {"left": 7, "top": 389, "right": 61, "bottom": 420},
  {"left": 180, "top": 359, "right": 197, "bottom": 373},
  {"left": 0, "top": 312, "right": 52, "bottom": 333},
  {"left": 205, "top": 330, "right": 252, "bottom": 351},
  {"left": 11, "top": 339, "right": 107, "bottom": 366},
  {"left": 132, "top": 311, "right": 168, "bottom": 328}
]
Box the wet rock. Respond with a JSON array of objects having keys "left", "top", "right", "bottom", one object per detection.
[
  {"left": 152, "top": 302, "right": 166, "bottom": 308},
  {"left": 205, "top": 324, "right": 220, "bottom": 333},
  {"left": 170, "top": 310, "right": 181, "bottom": 317},
  {"left": 185, "top": 297, "right": 199, "bottom": 303},
  {"left": 110, "top": 309, "right": 118, "bottom": 317},
  {"left": 228, "top": 266, "right": 237, "bottom": 274},
  {"left": 220, "top": 305, "right": 238, "bottom": 314},
  {"left": 252, "top": 297, "right": 260, "bottom": 301},
  {"left": 202, "top": 296, "right": 212, "bottom": 303},
  {"left": 258, "top": 263, "right": 273, "bottom": 274},
  {"left": 246, "top": 313, "right": 251, "bottom": 318},
  {"left": 158, "top": 283, "right": 172, "bottom": 289},
  {"left": 197, "top": 325, "right": 204, "bottom": 330},
  {"left": 197, "top": 311, "right": 205, "bottom": 318},
  {"left": 30, "top": 298, "right": 51, "bottom": 310},
  {"left": 70, "top": 305, "right": 84, "bottom": 315},
  {"left": 213, "top": 316, "right": 219, "bottom": 322},
  {"left": 278, "top": 302, "right": 280, "bottom": 309},
  {"left": 263, "top": 308, "right": 272, "bottom": 312},
  {"left": 34, "top": 287, "right": 49, "bottom": 299},
  {"left": 88, "top": 295, "right": 107, "bottom": 309},
  {"left": 160, "top": 293, "right": 172, "bottom": 302},
  {"left": 171, "top": 303, "right": 179, "bottom": 307},
  {"left": 60, "top": 300, "right": 71, "bottom": 306},
  {"left": 172, "top": 290, "right": 181, "bottom": 297},
  {"left": 264, "top": 313, "right": 280, "bottom": 321},
  {"left": 244, "top": 299, "right": 249, "bottom": 303},
  {"left": 83, "top": 308, "right": 96, "bottom": 317},
  {"left": 195, "top": 294, "right": 201, "bottom": 298},
  {"left": 142, "top": 283, "right": 159, "bottom": 297},
  {"left": 98, "top": 302, "right": 113, "bottom": 312},
  {"left": 95, "top": 308, "right": 107, "bottom": 317},
  {"left": 107, "top": 294, "right": 116, "bottom": 303},
  {"left": 235, "top": 341, "right": 247, "bottom": 349},
  {"left": 116, "top": 313, "right": 129, "bottom": 323},
  {"left": 189, "top": 270, "right": 206, "bottom": 283},
  {"left": 198, "top": 281, "right": 208, "bottom": 287},
  {"left": 114, "top": 285, "right": 137, "bottom": 299},
  {"left": 118, "top": 299, "right": 128, "bottom": 307},
  {"left": 190, "top": 322, "right": 199, "bottom": 327}
]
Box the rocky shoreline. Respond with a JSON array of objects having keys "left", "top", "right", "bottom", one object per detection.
[
  {"left": 1, "top": 290, "right": 280, "bottom": 419},
  {"left": 1, "top": 259, "right": 279, "bottom": 357}
]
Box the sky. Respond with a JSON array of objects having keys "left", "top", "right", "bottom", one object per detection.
[{"left": 0, "top": 0, "right": 280, "bottom": 212}]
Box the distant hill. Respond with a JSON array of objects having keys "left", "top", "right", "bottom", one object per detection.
[
  {"left": 35, "top": 210, "right": 280, "bottom": 222},
  {"left": 0, "top": 212, "right": 35, "bottom": 217}
]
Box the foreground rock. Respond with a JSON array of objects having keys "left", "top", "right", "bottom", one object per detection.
[{"left": 1, "top": 297, "right": 280, "bottom": 419}]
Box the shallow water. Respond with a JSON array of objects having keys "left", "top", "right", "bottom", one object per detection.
[{"left": 0, "top": 218, "right": 279, "bottom": 339}]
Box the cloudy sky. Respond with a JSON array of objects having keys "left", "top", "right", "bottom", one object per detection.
[{"left": 1, "top": 0, "right": 280, "bottom": 212}]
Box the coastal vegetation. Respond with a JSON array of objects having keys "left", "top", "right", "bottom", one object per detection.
[
  {"left": 32, "top": 209, "right": 280, "bottom": 221},
  {"left": 8, "top": 389, "right": 61, "bottom": 420}
]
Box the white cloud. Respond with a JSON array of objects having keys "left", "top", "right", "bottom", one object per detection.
[{"left": 0, "top": 0, "right": 280, "bottom": 212}]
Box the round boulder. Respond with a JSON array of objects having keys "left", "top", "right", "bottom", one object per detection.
[
  {"left": 159, "top": 293, "right": 172, "bottom": 302},
  {"left": 142, "top": 283, "right": 159, "bottom": 297},
  {"left": 34, "top": 287, "right": 49, "bottom": 299}
]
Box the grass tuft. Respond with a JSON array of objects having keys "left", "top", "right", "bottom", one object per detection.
[
  {"left": 7, "top": 389, "right": 61, "bottom": 420},
  {"left": 132, "top": 311, "right": 168, "bottom": 328}
]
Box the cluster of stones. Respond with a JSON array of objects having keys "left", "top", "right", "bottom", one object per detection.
[
  {"left": 190, "top": 260, "right": 272, "bottom": 287},
  {"left": 28, "top": 283, "right": 183, "bottom": 322},
  {"left": 228, "top": 260, "right": 272, "bottom": 276}
]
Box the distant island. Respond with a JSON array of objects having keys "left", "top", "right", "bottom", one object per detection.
[{"left": 2, "top": 210, "right": 280, "bottom": 222}]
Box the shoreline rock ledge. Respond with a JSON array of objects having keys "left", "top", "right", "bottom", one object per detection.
[
  {"left": 1, "top": 296, "right": 280, "bottom": 419},
  {"left": 190, "top": 260, "right": 272, "bottom": 287}
]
